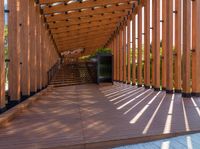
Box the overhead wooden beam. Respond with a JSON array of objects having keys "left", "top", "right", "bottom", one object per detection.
[
  {"left": 39, "top": 0, "right": 71, "bottom": 5},
  {"left": 8, "top": 0, "right": 21, "bottom": 102},
  {"left": 182, "top": 0, "right": 191, "bottom": 97},
  {"left": 0, "top": 0, "right": 5, "bottom": 110}
]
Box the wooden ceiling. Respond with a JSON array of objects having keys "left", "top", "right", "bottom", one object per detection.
[{"left": 38, "top": 0, "right": 137, "bottom": 54}]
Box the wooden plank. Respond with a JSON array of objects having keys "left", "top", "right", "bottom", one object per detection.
[
  {"left": 29, "top": 0, "right": 37, "bottom": 93},
  {"left": 0, "top": 0, "right": 5, "bottom": 108},
  {"left": 192, "top": 0, "right": 200, "bottom": 95},
  {"left": 162, "top": 0, "right": 166, "bottom": 90},
  {"left": 39, "top": 0, "right": 71, "bottom": 4},
  {"left": 20, "top": 0, "right": 30, "bottom": 96},
  {"left": 116, "top": 33, "right": 120, "bottom": 81},
  {"left": 137, "top": 6, "right": 142, "bottom": 86},
  {"left": 174, "top": 0, "right": 182, "bottom": 92},
  {"left": 152, "top": 0, "right": 160, "bottom": 90},
  {"left": 166, "top": 0, "right": 173, "bottom": 92},
  {"left": 123, "top": 25, "right": 127, "bottom": 83},
  {"left": 144, "top": 0, "right": 150, "bottom": 88},
  {"left": 43, "top": 0, "right": 133, "bottom": 14},
  {"left": 182, "top": 0, "right": 191, "bottom": 96},
  {"left": 132, "top": 13, "right": 136, "bottom": 85},
  {"left": 127, "top": 18, "right": 131, "bottom": 84},
  {"left": 119, "top": 29, "right": 123, "bottom": 82},
  {"left": 8, "top": 0, "right": 21, "bottom": 101}
]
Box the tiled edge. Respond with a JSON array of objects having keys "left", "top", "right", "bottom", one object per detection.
[{"left": 0, "top": 87, "right": 53, "bottom": 128}]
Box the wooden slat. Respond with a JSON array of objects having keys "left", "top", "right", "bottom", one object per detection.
[
  {"left": 192, "top": 0, "right": 200, "bottom": 95},
  {"left": 116, "top": 33, "right": 120, "bottom": 81},
  {"left": 166, "top": 0, "right": 173, "bottom": 92},
  {"left": 132, "top": 13, "right": 136, "bottom": 85},
  {"left": 8, "top": 0, "right": 21, "bottom": 100},
  {"left": 29, "top": 0, "right": 37, "bottom": 93},
  {"left": 43, "top": 0, "right": 133, "bottom": 14},
  {"left": 127, "top": 18, "right": 131, "bottom": 84},
  {"left": 46, "top": 4, "right": 132, "bottom": 22},
  {"left": 182, "top": 0, "right": 191, "bottom": 95},
  {"left": 123, "top": 24, "right": 127, "bottom": 83},
  {"left": 152, "top": 0, "right": 160, "bottom": 89},
  {"left": 39, "top": 0, "right": 71, "bottom": 5},
  {"left": 137, "top": 6, "right": 142, "bottom": 86},
  {"left": 162, "top": 0, "right": 166, "bottom": 90},
  {"left": 144, "top": 0, "right": 150, "bottom": 87},
  {"left": 174, "top": 0, "right": 182, "bottom": 92},
  {"left": 0, "top": 0, "right": 5, "bottom": 108},
  {"left": 20, "top": 0, "right": 30, "bottom": 96},
  {"left": 119, "top": 29, "right": 123, "bottom": 82}
]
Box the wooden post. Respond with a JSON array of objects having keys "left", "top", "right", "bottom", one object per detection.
[
  {"left": 182, "top": 0, "right": 191, "bottom": 97},
  {"left": 138, "top": 7, "right": 143, "bottom": 86},
  {"left": 192, "top": 0, "right": 200, "bottom": 96},
  {"left": 0, "top": 0, "right": 5, "bottom": 110},
  {"left": 174, "top": 0, "right": 182, "bottom": 93},
  {"left": 8, "top": 0, "right": 21, "bottom": 102},
  {"left": 144, "top": 0, "right": 150, "bottom": 88},
  {"left": 165, "top": 0, "right": 173, "bottom": 93},
  {"left": 162, "top": 0, "right": 167, "bottom": 90},
  {"left": 113, "top": 36, "right": 117, "bottom": 81},
  {"left": 127, "top": 18, "right": 131, "bottom": 84},
  {"left": 120, "top": 28, "right": 123, "bottom": 82},
  {"left": 116, "top": 32, "right": 120, "bottom": 81},
  {"left": 29, "top": 0, "right": 37, "bottom": 94},
  {"left": 123, "top": 24, "right": 127, "bottom": 83},
  {"left": 132, "top": 13, "right": 136, "bottom": 85},
  {"left": 20, "top": 0, "right": 30, "bottom": 97}
]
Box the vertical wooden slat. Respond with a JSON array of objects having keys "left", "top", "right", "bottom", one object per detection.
[
  {"left": 138, "top": 7, "right": 143, "bottom": 86},
  {"left": 8, "top": 0, "right": 21, "bottom": 101},
  {"left": 192, "top": 0, "right": 200, "bottom": 96},
  {"left": 127, "top": 18, "right": 131, "bottom": 84},
  {"left": 123, "top": 24, "right": 127, "bottom": 83},
  {"left": 182, "top": 0, "right": 191, "bottom": 97},
  {"left": 152, "top": 0, "right": 160, "bottom": 90},
  {"left": 0, "top": 0, "right": 5, "bottom": 109},
  {"left": 132, "top": 13, "right": 136, "bottom": 85},
  {"left": 166, "top": 0, "right": 173, "bottom": 93},
  {"left": 20, "top": 0, "right": 30, "bottom": 97},
  {"left": 113, "top": 36, "right": 117, "bottom": 81},
  {"left": 162, "top": 0, "right": 167, "bottom": 90},
  {"left": 29, "top": 0, "right": 37, "bottom": 93},
  {"left": 144, "top": 0, "right": 150, "bottom": 88},
  {"left": 116, "top": 32, "right": 120, "bottom": 81},
  {"left": 174, "top": 0, "right": 182, "bottom": 93},
  {"left": 119, "top": 28, "right": 123, "bottom": 82}
]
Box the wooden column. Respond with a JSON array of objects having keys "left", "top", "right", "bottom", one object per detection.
[
  {"left": 0, "top": 0, "right": 5, "bottom": 109},
  {"left": 116, "top": 32, "right": 120, "bottom": 81},
  {"left": 182, "top": 0, "right": 191, "bottom": 97},
  {"left": 123, "top": 24, "right": 127, "bottom": 83},
  {"left": 192, "top": 0, "right": 200, "bottom": 96},
  {"left": 144, "top": 0, "right": 150, "bottom": 88},
  {"left": 113, "top": 36, "right": 117, "bottom": 81},
  {"left": 119, "top": 28, "right": 123, "bottom": 82},
  {"left": 162, "top": 0, "right": 167, "bottom": 90},
  {"left": 127, "top": 18, "right": 131, "bottom": 84},
  {"left": 132, "top": 13, "right": 136, "bottom": 85},
  {"left": 20, "top": 0, "right": 30, "bottom": 97},
  {"left": 8, "top": 0, "right": 21, "bottom": 102},
  {"left": 165, "top": 0, "right": 173, "bottom": 93},
  {"left": 152, "top": 0, "right": 160, "bottom": 90},
  {"left": 29, "top": 0, "right": 37, "bottom": 94},
  {"left": 174, "top": 0, "right": 182, "bottom": 93},
  {"left": 138, "top": 7, "right": 143, "bottom": 86}
]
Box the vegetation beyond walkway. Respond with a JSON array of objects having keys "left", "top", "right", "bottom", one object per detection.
[{"left": 0, "top": 83, "right": 200, "bottom": 149}]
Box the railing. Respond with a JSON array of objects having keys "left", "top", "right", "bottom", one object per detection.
[{"left": 47, "top": 61, "right": 60, "bottom": 84}]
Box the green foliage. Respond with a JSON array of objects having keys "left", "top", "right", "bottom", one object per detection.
[{"left": 95, "top": 48, "right": 112, "bottom": 54}]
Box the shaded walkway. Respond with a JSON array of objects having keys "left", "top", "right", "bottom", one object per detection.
[{"left": 0, "top": 83, "right": 200, "bottom": 148}]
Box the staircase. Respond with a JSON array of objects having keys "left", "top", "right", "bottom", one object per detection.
[{"left": 49, "top": 63, "right": 96, "bottom": 87}]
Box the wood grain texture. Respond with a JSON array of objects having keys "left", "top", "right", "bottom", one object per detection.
[
  {"left": 123, "top": 25, "right": 127, "bottom": 83},
  {"left": 127, "top": 18, "right": 131, "bottom": 84},
  {"left": 132, "top": 14, "right": 136, "bottom": 85}
]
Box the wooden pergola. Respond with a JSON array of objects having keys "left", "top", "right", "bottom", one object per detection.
[{"left": 0, "top": 0, "right": 200, "bottom": 112}]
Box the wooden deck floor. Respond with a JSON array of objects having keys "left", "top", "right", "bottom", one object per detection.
[{"left": 0, "top": 83, "right": 200, "bottom": 149}]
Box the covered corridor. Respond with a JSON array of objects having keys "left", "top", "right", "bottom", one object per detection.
[{"left": 1, "top": 0, "right": 200, "bottom": 148}]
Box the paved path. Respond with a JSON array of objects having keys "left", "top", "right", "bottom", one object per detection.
[{"left": 0, "top": 83, "right": 200, "bottom": 149}]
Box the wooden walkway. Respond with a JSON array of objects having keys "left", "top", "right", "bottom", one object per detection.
[{"left": 0, "top": 83, "right": 200, "bottom": 149}]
